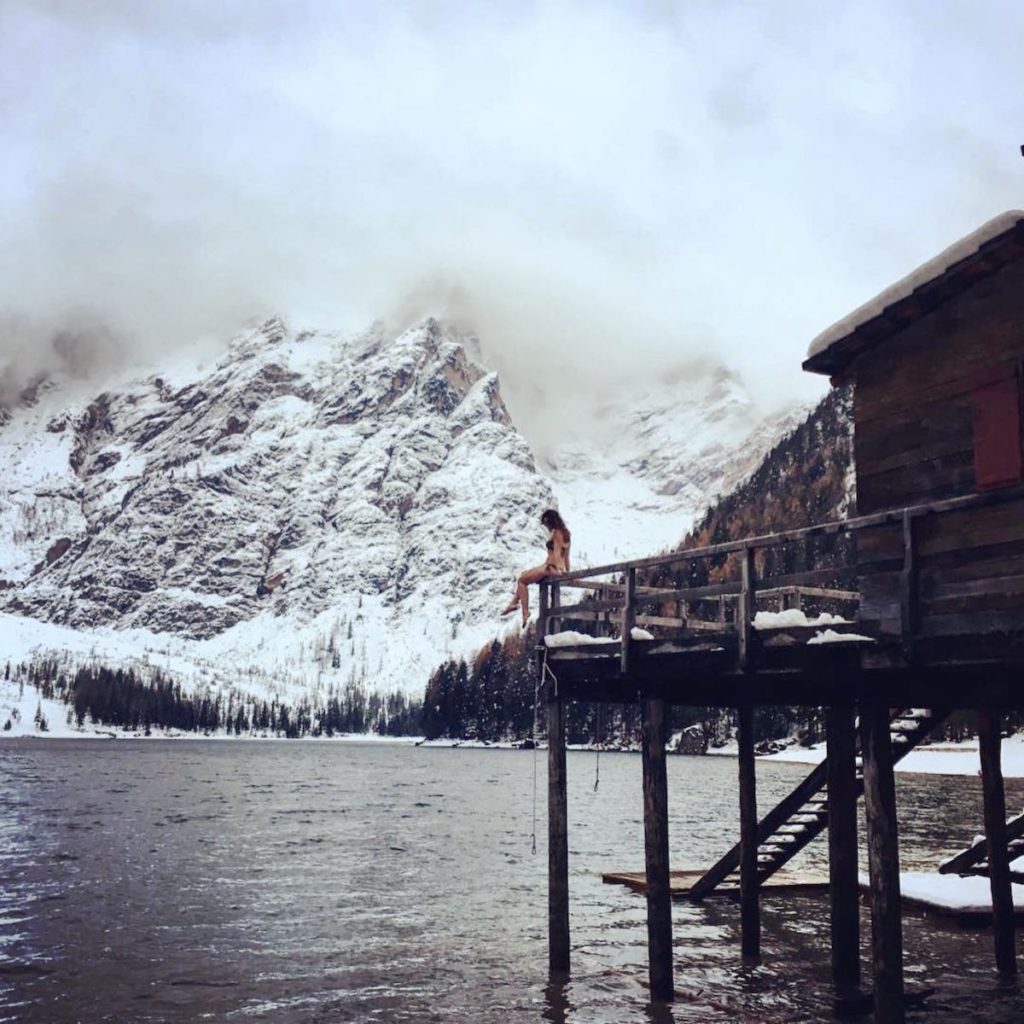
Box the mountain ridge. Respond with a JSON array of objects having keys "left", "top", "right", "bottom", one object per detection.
[{"left": 0, "top": 315, "right": 801, "bottom": 707}]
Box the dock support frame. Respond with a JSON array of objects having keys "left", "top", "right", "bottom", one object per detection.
[
  {"left": 641, "top": 694, "right": 674, "bottom": 1001},
  {"left": 737, "top": 702, "right": 761, "bottom": 958},
  {"left": 978, "top": 708, "right": 1018, "bottom": 976},
  {"left": 826, "top": 702, "right": 861, "bottom": 993},
  {"left": 860, "top": 701, "right": 905, "bottom": 1024},
  {"left": 547, "top": 693, "right": 570, "bottom": 974}
]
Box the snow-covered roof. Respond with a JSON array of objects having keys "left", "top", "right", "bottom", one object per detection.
[{"left": 805, "top": 210, "right": 1024, "bottom": 375}]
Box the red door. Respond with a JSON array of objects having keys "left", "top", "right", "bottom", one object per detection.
[{"left": 972, "top": 372, "right": 1024, "bottom": 490}]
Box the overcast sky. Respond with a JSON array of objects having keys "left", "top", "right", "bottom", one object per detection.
[{"left": 2, "top": 0, "right": 1022, "bottom": 425}]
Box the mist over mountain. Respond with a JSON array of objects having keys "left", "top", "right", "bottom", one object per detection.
[{"left": 0, "top": 315, "right": 798, "bottom": 710}]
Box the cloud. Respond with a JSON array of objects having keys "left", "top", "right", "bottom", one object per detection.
[{"left": 1, "top": 0, "right": 1022, "bottom": 431}]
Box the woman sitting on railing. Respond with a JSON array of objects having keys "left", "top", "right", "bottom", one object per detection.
[{"left": 501, "top": 509, "right": 571, "bottom": 627}]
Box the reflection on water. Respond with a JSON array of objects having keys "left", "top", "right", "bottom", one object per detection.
[{"left": 0, "top": 739, "right": 1021, "bottom": 1023}]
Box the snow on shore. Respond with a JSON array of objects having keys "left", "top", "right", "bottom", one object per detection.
[
  {"left": 863, "top": 871, "right": 1024, "bottom": 914},
  {"left": 765, "top": 733, "right": 1024, "bottom": 779}
]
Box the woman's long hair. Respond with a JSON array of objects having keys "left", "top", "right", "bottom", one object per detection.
[{"left": 540, "top": 508, "right": 570, "bottom": 540}]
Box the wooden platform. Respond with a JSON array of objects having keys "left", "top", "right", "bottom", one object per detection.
[
  {"left": 604, "top": 868, "right": 1024, "bottom": 925},
  {"left": 602, "top": 868, "right": 829, "bottom": 897},
  {"left": 547, "top": 633, "right": 1024, "bottom": 708}
]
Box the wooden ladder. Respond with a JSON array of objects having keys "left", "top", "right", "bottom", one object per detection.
[
  {"left": 939, "top": 810, "right": 1024, "bottom": 882},
  {"left": 689, "top": 708, "right": 945, "bottom": 900}
]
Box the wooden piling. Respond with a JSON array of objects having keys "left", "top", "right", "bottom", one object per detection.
[
  {"left": 547, "top": 694, "right": 570, "bottom": 973},
  {"left": 737, "top": 702, "right": 761, "bottom": 958},
  {"left": 978, "top": 709, "right": 1018, "bottom": 976},
  {"left": 826, "top": 704, "right": 860, "bottom": 991},
  {"left": 860, "top": 702, "right": 905, "bottom": 1024},
  {"left": 641, "top": 695, "right": 674, "bottom": 1001}
]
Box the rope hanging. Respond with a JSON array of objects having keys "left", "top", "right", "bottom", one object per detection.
[
  {"left": 531, "top": 646, "right": 561, "bottom": 855},
  {"left": 530, "top": 647, "right": 549, "bottom": 855}
]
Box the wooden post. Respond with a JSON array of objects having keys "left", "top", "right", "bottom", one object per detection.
[
  {"left": 550, "top": 580, "right": 561, "bottom": 636},
  {"left": 737, "top": 702, "right": 761, "bottom": 958},
  {"left": 860, "top": 703, "right": 905, "bottom": 1024},
  {"left": 641, "top": 695, "right": 674, "bottom": 1000},
  {"left": 899, "top": 511, "right": 918, "bottom": 662},
  {"left": 978, "top": 710, "right": 1018, "bottom": 976},
  {"left": 539, "top": 581, "right": 550, "bottom": 639},
  {"left": 826, "top": 704, "right": 861, "bottom": 991},
  {"left": 738, "top": 547, "right": 755, "bottom": 671},
  {"left": 621, "top": 568, "right": 637, "bottom": 674},
  {"left": 547, "top": 693, "right": 570, "bottom": 974}
]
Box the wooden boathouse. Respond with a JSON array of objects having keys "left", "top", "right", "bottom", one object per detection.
[{"left": 537, "top": 210, "right": 1024, "bottom": 1022}]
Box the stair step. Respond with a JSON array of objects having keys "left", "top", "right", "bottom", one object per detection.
[{"left": 787, "top": 812, "right": 827, "bottom": 824}]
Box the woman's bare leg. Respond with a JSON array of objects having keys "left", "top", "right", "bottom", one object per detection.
[{"left": 501, "top": 564, "right": 549, "bottom": 624}]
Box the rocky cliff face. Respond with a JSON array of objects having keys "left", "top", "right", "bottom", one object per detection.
[
  {"left": 0, "top": 317, "right": 552, "bottom": 696},
  {"left": 0, "top": 316, "right": 802, "bottom": 701}
]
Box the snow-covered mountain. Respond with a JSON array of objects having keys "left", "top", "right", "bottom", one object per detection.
[
  {"left": 545, "top": 366, "right": 805, "bottom": 566},
  {"left": 0, "top": 316, "right": 800, "bottom": 703},
  {"left": 0, "top": 317, "right": 551, "bottom": 700}
]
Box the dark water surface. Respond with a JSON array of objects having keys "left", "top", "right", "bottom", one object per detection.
[{"left": 1, "top": 739, "right": 1023, "bottom": 1023}]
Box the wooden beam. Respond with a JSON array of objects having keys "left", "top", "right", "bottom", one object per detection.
[
  {"left": 737, "top": 702, "right": 761, "bottom": 958},
  {"left": 641, "top": 696, "right": 674, "bottom": 1000},
  {"left": 860, "top": 702, "right": 905, "bottom": 1024},
  {"left": 900, "top": 511, "right": 919, "bottom": 661},
  {"left": 738, "top": 548, "right": 755, "bottom": 671},
  {"left": 978, "top": 709, "right": 1018, "bottom": 976},
  {"left": 826, "top": 704, "right": 861, "bottom": 991},
  {"left": 547, "top": 695, "right": 570, "bottom": 973},
  {"left": 621, "top": 568, "right": 637, "bottom": 674}
]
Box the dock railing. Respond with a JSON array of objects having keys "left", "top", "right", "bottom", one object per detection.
[{"left": 537, "top": 485, "right": 1024, "bottom": 667}]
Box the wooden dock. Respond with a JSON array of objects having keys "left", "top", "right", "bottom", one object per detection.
[
  {"left": 603, "top": 869, "right": 1024, "bottom": 924},
  {"left": 535, "top": 211, "right": 1024, "bottom": 1022},
  {"left": 603, "top": 868, "right": 829, "bottom": 897}
]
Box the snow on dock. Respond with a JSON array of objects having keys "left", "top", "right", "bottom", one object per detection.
[
  {"left": 606, "top": 867, "right": 1024, "bottom": 923},
  {"left": 865, "top": 871, "right": 1024, "bottom": 924}
]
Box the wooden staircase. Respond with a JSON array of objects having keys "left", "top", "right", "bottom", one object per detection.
[
  {"left": 939, "top": 810, "right": 1024, "bottom": 882},
  {"left": 689, "top": 708, "right": 945, "bottom": 900}
]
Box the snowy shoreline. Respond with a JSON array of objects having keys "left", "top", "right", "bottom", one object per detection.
[
  {"left": 6, "top": 677, "right": 1024, "bottom": 775},
  {"left": 5, "top": 726, "right": 1024, "bottom": 780},
  {"left": 760, "top": 734, "right": 1024, "bottom": 779}
]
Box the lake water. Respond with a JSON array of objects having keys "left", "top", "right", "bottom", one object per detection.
[{"left": 1, "top": 739, "right": 1022, "bottom": 1023}]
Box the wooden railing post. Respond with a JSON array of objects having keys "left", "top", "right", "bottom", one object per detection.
[
  {"left": 738, "top": 547, "right": 756, "bottom": 671},
  {"left": 621, "top": 568, "right": 637, "bottom": 674},
  {"left": 979, "top": 709, "right": 1018, "bottom": 976},
  {"left": 550, "top": 580, "right": 561, "bottom": 636},
  {"left": 538, "top": 581, "right": 549, "bottom": 638}
]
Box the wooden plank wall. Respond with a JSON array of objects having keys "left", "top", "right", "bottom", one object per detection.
[{"left": 853, "top": 258, "right": 1024, "bottom": 636}]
